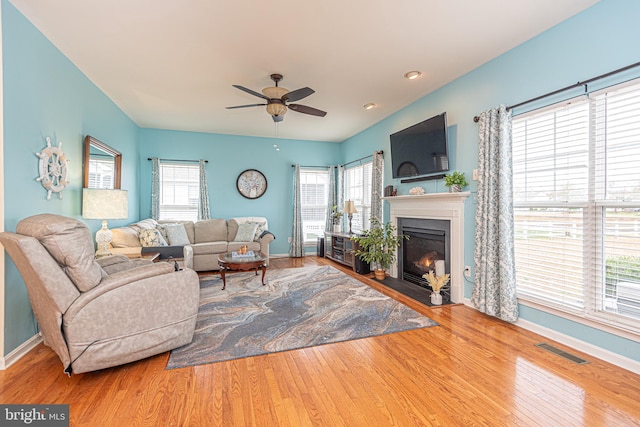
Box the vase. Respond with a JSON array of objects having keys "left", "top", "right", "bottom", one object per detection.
[
  {"left": 430, "top": 291, "right": 443, "bottom": 305},
  {"left": 449, "top": 184, "right": 462, "bottom": 193},
  {"left": 374, "top": 269, "right": 386, "bottom": 280}
]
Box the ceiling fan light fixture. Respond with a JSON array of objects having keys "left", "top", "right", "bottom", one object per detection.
[
  {"left": 262, "top": 86, "right": 289, "bottom": 99},
  {"left": 266, "top": 103, "right": 287, "bottom": 116},
  {"left": 404, "top": 70, "right": 423, "bottom": 80}
]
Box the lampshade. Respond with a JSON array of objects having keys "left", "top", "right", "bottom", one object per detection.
[
  {"left": 262, "top": 86, "right": 289, "bottom": 99},
  {"left": 266, "top": 103, "right": 287, "bottom": 116},
  {"left": 82, "top": 189, "right": 128, "bottom": 219},
  {"left": 83, "top": 189, "right": 128, "bottom": 257},
  {"left": 343, "top": 200, "right": 358, "bottom": 214}
]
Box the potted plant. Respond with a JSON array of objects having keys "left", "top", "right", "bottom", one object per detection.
[
  {"left": 422, "top": 270, "right": 450, "bottom": 305},
  {"left": 331, "top": 205, "right": 343, "bottom": 232},
  {"left": 351, "top": 217, "right": 408, "bottom": 280},
  {"left": 443, "top": 171, "right": 468, "bottom": 193}
]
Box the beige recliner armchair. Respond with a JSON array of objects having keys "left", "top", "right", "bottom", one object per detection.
[{"left": 0, "top": 214, "right": 200, "bottom": 374}]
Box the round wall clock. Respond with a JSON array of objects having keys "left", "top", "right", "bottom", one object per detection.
[{"left": 236, "top": 169, "right": 267, "bottom": 199}]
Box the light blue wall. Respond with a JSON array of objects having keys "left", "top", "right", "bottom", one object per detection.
[
  {"left": 341, "top": 0, "right": 640, "bottom": 362},
  {"left": 139, "top": 129, "right": 341, "bottom": 254},
  {"left": 2, "top": 0, "right": 140, "bottom": 354}
]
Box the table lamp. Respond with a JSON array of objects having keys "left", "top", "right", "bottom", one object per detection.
[
  {"left": 82, "top": 188, "right": 128, "bottom": 257},
  {"left": 343, "top": 200, "right": 358, "bottom": 234}
]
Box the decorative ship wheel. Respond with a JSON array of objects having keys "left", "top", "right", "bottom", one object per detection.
[{"left": 36, "top": 137, "right": 69, "bottom": 200}]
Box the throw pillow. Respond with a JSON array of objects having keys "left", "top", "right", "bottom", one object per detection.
[
  {"left": 234, "top": 222, "right": 259, "bottom": 242},
  {"left": 138, "top": 229, "right": 168, "bottom": 247},
  {"left": 156, "top": 224, "right": 170, "bottom": 242},
  {"left": 164, "top": 223, "right": 191, "bottom": 245},
  {"left": 249, "top": 221, "right": 267, "bottom": 241}
]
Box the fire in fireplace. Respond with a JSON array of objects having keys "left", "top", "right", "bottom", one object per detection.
[{"left": 398, "top": 218, "right": 451, "bottom": 298}]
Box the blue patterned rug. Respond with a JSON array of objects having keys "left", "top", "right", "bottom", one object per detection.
[{"left": 166, "top": 265, "right": 438, "bottom": 369}]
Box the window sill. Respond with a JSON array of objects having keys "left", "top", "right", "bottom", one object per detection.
[{"left": 518, "top": 296, "right": 640, "bottom": 342}]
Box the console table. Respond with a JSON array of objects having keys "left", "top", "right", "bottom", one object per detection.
[{"left": 324, "top": 231, "right": 355, "bottom": 268}]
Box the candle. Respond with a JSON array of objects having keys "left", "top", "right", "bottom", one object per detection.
[{"left": 435, "top": 260, "right": 445, "bottom": 277}]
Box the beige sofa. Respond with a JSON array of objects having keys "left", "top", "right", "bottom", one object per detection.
[{"left": 109, "top": 217, "right": 275, "bottom": 272}]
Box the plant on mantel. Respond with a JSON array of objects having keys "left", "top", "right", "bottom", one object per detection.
[
  {"left": 350, "top": 217, "right": 408, "bottom": 280},
  {"left": 443, "top": 171, "right": 468, "bottom": 192}
]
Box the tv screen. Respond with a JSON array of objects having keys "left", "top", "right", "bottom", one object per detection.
[{"left": 390, "top": 112, "right": 449, "bottom": 179}]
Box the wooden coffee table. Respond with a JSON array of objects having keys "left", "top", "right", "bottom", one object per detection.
[{"left": 217, "top": 251, "right": 267, "bottom": 290}]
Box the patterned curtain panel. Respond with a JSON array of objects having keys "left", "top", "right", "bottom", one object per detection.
[
  {"left": 151, "top": 157, "right": 160, "bottom": 220},
  {"left": 371, "top": 151, "right": 384, "bottom": 222},
  {"left": 198, "top": 159, "right": 211, "bottom": 220},
  {"left": 337, "top": 165, "right": 345, "bottom": 231},
  {"left": 325, "top": 165, "right": 337, "bottom": 232},
  {"left": 471, "top": 105, "right": 518, "bottom": 322},
  {"left": 290, "top": 164, "right": 305, "bottom": 257}
]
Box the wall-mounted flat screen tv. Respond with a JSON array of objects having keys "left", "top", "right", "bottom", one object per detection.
[{"left": 390, "top": 112, "right": 449, "bottom": 179}]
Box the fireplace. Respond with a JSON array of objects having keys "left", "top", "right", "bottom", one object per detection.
[
  {"left": 384, "top": 192, "right": 469, "bottom": 304},
  {"left": 398, "top": 218, "right": 451, "bottom": 300}
]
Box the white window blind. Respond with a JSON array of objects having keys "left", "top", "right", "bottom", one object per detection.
[
  {"left": 159, "top": 162, "right": 200, "bottom": 221},
  {"left": 513, "top": 79, "right": 640, "bottom": 334},
  {"left": 300, "top": 169, "right": 329, "bottom": 243},
  {"left": 88, "top": 157, "right": 115, "bottom": 189},
  {"left": 344, "top": 162, "right": 372, "bottom": 233}
]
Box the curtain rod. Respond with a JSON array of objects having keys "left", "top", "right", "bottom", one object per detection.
[
  {"left": 472, "top": 60, "right": 640, "bottom": 122},
  {"left": 291, "top": 165, "right": 330, "bottom": 168},
  {"left": 147, "top": 158, "right": 208, "bottom": 163},
  {"left": 341, "top": 150, "right": 383, "bottom": 167}
]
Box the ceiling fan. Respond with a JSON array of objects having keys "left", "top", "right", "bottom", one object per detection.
[{"left": 226, "top": 74, "right": 327, "bottom": 122}]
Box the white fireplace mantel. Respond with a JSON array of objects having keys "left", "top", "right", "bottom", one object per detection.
[{"left": 384, "top": 192, "right": 470, "bottom": 303}]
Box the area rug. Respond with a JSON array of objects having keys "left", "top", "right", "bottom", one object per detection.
[{"left": 166, "top": 265, "right": 438, "bottom": 369}]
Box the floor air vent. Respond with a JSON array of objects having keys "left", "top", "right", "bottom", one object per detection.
[{"left": 535, "top": 343, "right": 589, "bottom": 365}]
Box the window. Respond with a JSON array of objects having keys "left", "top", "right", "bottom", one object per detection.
[
  {"left": 300, "top": 169, "right": 329, "bottom": 243},
  {"left": 345, "top": 162, "right": 373, "bottom": 233},
  {"left": 513, "top": 79, "right": 640, "bottom": 334},
  {"left": 88, "top": 157, "right": 115, "bottom": 189},
  {"left": 159, "top": 162, "right": 200, "bottom": 221}
]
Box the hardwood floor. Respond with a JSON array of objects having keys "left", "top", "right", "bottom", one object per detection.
[{"left": 2, "top": 256, "right": 640, "bottom": 426}]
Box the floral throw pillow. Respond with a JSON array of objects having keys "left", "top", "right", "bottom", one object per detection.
[
  {"left": 249, "top": 221, "right": 267, "bottom": 241},
  {"left": 138, "top": 229, "right": 168, "bottom": 247},
  {"left": 234, "top": 222, "right": 259, "bottom": 242}
]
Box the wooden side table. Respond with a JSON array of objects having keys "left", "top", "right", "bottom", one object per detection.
[{"left": 217, "top": 252, "right": 267, "bottom": 290}]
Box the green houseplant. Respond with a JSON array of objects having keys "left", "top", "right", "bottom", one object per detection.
[
  {"left": 443, "top": 171, "right": 468, "bottom": 193},
  {"left": 350, "top": 217, "right": 408, "bottom": 280}
]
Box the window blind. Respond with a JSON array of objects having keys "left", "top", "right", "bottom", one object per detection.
[
  {"left": 513, "top": 79, "right": 640, "bottom": 334},
  {"left": 300, "top": 169, "right": 329, "bottom": 243},
  {"left": 159, "top": 163, "right": 199, "bottom": 221},
  {"left": 344, "top": 162, "right": 372, "bottom": 233}
]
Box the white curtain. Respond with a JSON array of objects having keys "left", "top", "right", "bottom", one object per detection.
[
  {"left": 290, "top": 164, "right": 305, "bottom": 257},
  {"left": 151, "top": 157, "right": 160, "bottom": 220},
  {"left": 471, "top": 105, "right": 518, "bottom": 322},
  {"left": 325, "top": 165, "right": 337, "bottom": 232},
  {"left": 198, "top": 159, "right": 211, "bottom": 220},
  {"left": 371, "top": 151, "right": 384, "bottom": 222}
]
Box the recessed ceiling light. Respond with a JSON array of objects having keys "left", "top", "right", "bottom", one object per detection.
[
  {"left": 404, "top": 71, "right": 423, "bottom": 80},
  {"left": 363, "top": 103, "right": 377, "bottom": 110}
]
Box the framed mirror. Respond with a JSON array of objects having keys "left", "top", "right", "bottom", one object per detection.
[{"left": 83, "top": 135, "right": 122, "bottom": 189}]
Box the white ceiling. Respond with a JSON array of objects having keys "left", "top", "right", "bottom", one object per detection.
[{"left": 10, "top": 0, "right": 598, "bottom": 142}]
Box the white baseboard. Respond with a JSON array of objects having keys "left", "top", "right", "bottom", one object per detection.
[
  {"left": 463, "top": 298, "right": 640, "bottom": 375},
  {"left": 1, "top": 333, "right": 42, "bottom": 370}
]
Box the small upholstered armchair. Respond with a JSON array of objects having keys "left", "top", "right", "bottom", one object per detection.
[{"left": 0, "top": 214, "right": 200, "bottom": 374}]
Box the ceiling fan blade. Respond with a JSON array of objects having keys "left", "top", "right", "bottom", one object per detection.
[
  {"left": 272, "top": 114, "right": 284, "bottom": 123},
  {"left": 288, "top": 104, "right": 327, "bottom": 117},
  {"left": 232, "top": 85, "right": 270, "bottom": 101},
  {"left": 226, "top": 103, "right": 267, "bottom": 109},
  {"left": 283, "top": 87, "right": 314, "bottom": 103}
]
